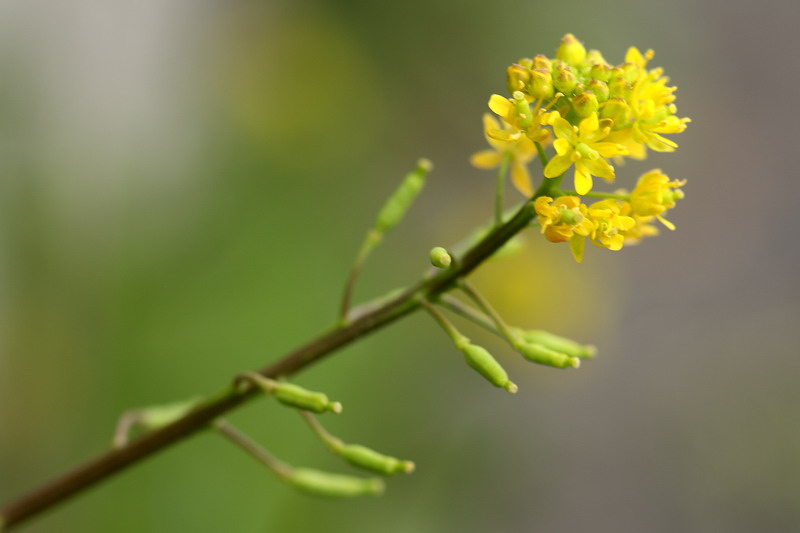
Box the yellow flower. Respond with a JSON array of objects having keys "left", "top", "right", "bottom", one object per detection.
[
  {"left": 470, "top": 113, "right": 536, "bottom": 196},
  {"left": 543, "top": 113, "right": 628, "bottom": 195},
  {"left": 586, "top": 199, "right": 636, "bottom": 251},
  {"left": 487, "top": 92, "right": 552, "bottom": 145},
  {"left": 534, "top": 196, "right": 594, "bottom": 262},
  {"left": 629, "top": 169, "right": 686, "bottom": 230}
]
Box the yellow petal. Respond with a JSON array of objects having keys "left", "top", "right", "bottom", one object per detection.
[
  {"left": 487, "top": 128, "right": 521, "bottom": 142},
  {"left": 574, "top": 164, "right": 593, "bottom": 194},
  {"left": 656, "top": 214, "right": 676, "bottom": 230},
  {"left": 569, "top": 234, "right": 585, "bottom": 263},
  {"left": 579, "top": 113, "right": 599, "bottom": 138},
  {"left": 581, "top": 158, "right": 615, "bottom": 181},
  {"left": 544, "top": 154, "right": 573, "bottom": 178},
  {"left": 552, "top": 117, "right": 577, "bottom": 144},
  {"left": 510, "top": 163, "right": 533, "bottom": 196},
  {"left": 553, "top": 138, "right": 572, "bottom": 156},
  {"left": 488, "top": 94, "right": 514, "bottom": 119},
  {"left": 470, "top": 150, "right": 502, "bottom": 169},
  {"left": 482, "top": 113, "right": 501, "bottom": 132}
]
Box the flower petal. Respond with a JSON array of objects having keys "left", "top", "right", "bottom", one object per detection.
[
  {"left": 510, "top": 163, "right": 533, "bottom": 196},
  {"left": 488, "top": 94, "right": 514, "bottom": 119},
  {"left": 581, "top": 158, "right": 615, "bottom": 181},
  {"left": 579, "top": 113, "right": 599, "bottom": 138},
  {"left": 552, "top": 117, "right": 576, "bottom": 144},
  {"left": 574, "top": 163, "right": 593, "bottom": 194},
  {"left": 569, "top": 234, "right": 585, "bottom": 263},
  {"left": 544, "top": 154, "right": 573, "bottom": 178},
  {"left": 470, "top": 150, "right": 502, "bottom": 169}
]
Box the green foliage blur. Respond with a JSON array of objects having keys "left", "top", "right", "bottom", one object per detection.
[{"left": 2, "top": 1, "right": 800, "bottom": 531}]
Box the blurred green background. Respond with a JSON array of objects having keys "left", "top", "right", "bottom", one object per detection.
[{"left": 1, "top": 0, "right": 799, "bottom": 531}]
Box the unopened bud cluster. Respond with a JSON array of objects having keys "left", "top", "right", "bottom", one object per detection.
[{"left": 472, "top": 34, "right": 690, "bottom": 261}]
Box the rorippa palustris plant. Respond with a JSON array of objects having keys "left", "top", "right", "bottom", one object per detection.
[{"left": 0, "top": 34, "right": 689, "bottom": 530}]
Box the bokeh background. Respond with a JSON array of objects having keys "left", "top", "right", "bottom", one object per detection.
[{"left": 1, "top": 1, "right": 799, "bottom": 531}]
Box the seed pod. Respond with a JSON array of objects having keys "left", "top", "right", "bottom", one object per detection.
[
  {"left": 272, "top": 382, "right": 342, "bottom": 414},
  {"left": 520, "top": 330, "right": 597, "bottom": 359},
  {"left": 460, "top": 343, "right": 518, "bottom": 394},
  {"left": 516, "top": 342, "right": 580, "bottom": 369},
  {"left": 287, "top": 468, "right": 385, "bottom": 498},
  {"left": 339, "top": 444, "right": 415, "bottom": 475},
  {"left": 374, "top": 159, "right": 432, "bottom": 234}
]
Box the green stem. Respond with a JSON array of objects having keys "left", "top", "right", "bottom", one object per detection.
[
  {"left": 534, "top": 141, "right": 549, "bottom": 171},
  {"left": 458, "top": 280, "right": 518, "bottom": 343},
  {"left": 418, "top": 298, "right": 467, "bottom": 346},
  {"left": 300, "top": 411, "right": 342, "bottom": 452},
  {"left": 558, "top": 190, "right": 629, "bottom": 200},
  {"left": 437, "top": 295, "right": 504, "bottom": 338},
  {"left": 214, "top": 419, "right": 293, "bottom": 480},
  {"left": 495, "top": 153, "right": 511, "bottom": 227}
]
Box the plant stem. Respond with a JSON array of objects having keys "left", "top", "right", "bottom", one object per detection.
[
  {"left": 458, "top": 280, "right": 518, "bottom": 342},
  {"left": 214, "top": 419, "right": 293, "bottom": 479},
  {"left": 495, "top": 153, "right": 511, "bottom": 227},
  {"left": 437, "top": 295, "right": 502, "bottom": 338},
  {"left": 0, "top": 198, "right": 537, "bottom": 531}
]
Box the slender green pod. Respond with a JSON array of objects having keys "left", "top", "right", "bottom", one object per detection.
[
  {"left": 458, "top": 341, "right": 518, "bottom": 394},
  {"left": 518, "top": 329, "right": 596, "bottom": 359},
  {"left": 286, "top": 469, "right": 384, "bottom": 498},
  {"left": 516, "top": 342, "right": 580, "bottom": 369},
  {"left": 374, "top": 159, "right": 432, "bottom": 233},
  {"left": 272, "top": 382, "right": 342, "bottom": 414},
  {"left": 338, "top": 444, "right": 415, "bottom": 476}
]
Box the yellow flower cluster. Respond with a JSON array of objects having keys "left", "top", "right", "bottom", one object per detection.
[
  {"left": 534, "top": 170, "right": 686, "bottom": 262},
  {"left": 471, "top": 34, "right": 689, "bottom": 261}
]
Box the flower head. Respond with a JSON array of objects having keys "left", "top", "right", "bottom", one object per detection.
[
  {"left": 629, "top": 169, "right": 686, "bottom": 229},
  {"left": 470, "top": 113, "right": 536, "bottom": 196},
  {"left": 534, "top": 196, "right": 593, "bottom": 262}
]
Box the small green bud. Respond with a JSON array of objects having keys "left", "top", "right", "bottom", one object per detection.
[
  {"left": 555, "top": 33, "right": 586, "bottom": 66},
  {"left": 519, "top": 329, "right": 597, "bottom": 359},
  {"left": 374, "top": 159, "right": 432, "bottom": 234},
  {"left": 600, "top": 98, "right": 632, "bottom": 125},
  {"left": 516, "top": 342, "right": 580, "bottom": 369},
  {"left": 272, "top": 382, "right": 342, "bottom": 414},
  {"left": 590, "top": 63, "right": 612, "bottom": 82},
  {"left": 460, "top": 343, "right": 518, "bottom": 394},
  {"left": 587, "top": 79, "right": 610, "bottom": 102},
  {"left": 572, "top": 91, "right": 599, "bottom": 118},
  {"left": 339, "top": 444, "right": 416, "bottom": 475},
  {"left": 553, "top": 64, "right": 577, "bottom": 95},
  {"left": 532, "top": 54, "right": 551, "bottom": 71},
  {"left": 608, "top": 76, "right": 632, "bottom": 101},
  {"left": 530, "top": 69, "right": 554, "bottom": 100},
  {"left": 620, "top": 62, "right": 641, "bottom": 84},
  {"left": 585, "top": 49, "right": 607, "bottom": 66},
  {"left": 287, "top": 468, "right": 384, "bottom": 498},
  {"left": 429, "top": 247, "right": 452, "bottom": 269}
]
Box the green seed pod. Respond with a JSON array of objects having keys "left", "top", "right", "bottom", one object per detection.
[
  {"left": 429, "top": 247, "right": 452, "bottom": 268},
  {"left": 516, "top": 342, "right": 580, "bottom": 369},
  {"left": 272, "top": 382, "right": 342, "bottom": 414},
  {"left": 460, "top": 343, "right": 518, "bottom": 394},
  {"left": 339, "top": 444, "right": 415, "bottom": 475},
  {"left": 374, "top": 159, "right": 432, "bottom": 234},
  {"left": 287, "top": 468, "right": 385, "bottom": 498},
  {"left": 139, "top": 397, "right": 202, "bottom": 431},
  {"left": 520, "top": 329, "right": 597, "bottom": 359}
]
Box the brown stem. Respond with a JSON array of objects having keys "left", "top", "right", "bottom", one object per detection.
[{"left": 0, "top": 199, "right": 536, "bottom": 530}]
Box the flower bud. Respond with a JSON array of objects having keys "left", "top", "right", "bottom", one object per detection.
[
  {"left": 507, "top": 63, "right": 531, "bottom": 93},
  {"left": 587, "top": 79, "right": 610, "bottom": 102},
  {"left": 572, "top": 91, "right": 599, "bottom": 118},
  {"left": 518, "top": 329, "right": 596, "bottom": 359},
  {"left": 608, "top": 76, "right": 632, "bottom": 101},
  {"left": 516, "top": 342, "right": 580, "bottom": 369},
  {"left": 429, "top": 247, "right": 452, "bottom": 268},
  {"left": 532, "top": 54, "right": 552, "bottom": 71},
  {"left": 375, "top": 159, "right": 432, "bottom": 234},
  {"left": 338, "top": 444, "right": 416, "bottom": 475},
  {"left": 272, "top": 382, "right": 342, "bottom": 414},
  {"left": 600, "top": 98, "right": 632, "bottom": 125},
  {"left": 530, "top": 69, "right": 554, "bottom": 100},
  {"left": 287, "top": 468, "right": 384, "bottom": 498},
  {"left": 585, "top": 49, "right": 607, "bottom": 66},
  {"left": 590, "top": 63, "right": 612, "bottom": 82},
  {"left": 555, "top": 34, "right": 586, "bottom": 66},
  {"left": 460, "top": 343, "right": 518, "bottom": 393},
  {"left": 553, "top": 64, "right": 577, "bottom": 94}
]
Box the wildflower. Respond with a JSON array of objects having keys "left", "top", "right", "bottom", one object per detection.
[
  {"left": 470, "top": 113, "right": 536, "bottom": 196},
  {"left": 534, "top": 196, "right": 594, "bottom": 262},
  {"left": 586, "top": 199, "right": 636, "bottom": 251},
  {"left": 623, "top": 215, "right": 660, "bottom": 245},
  {"left": 543, "top": 113, "right": 628, "bottom": 195},
  {"left": 629, "top": 169, "right": 686, "bottom": 230}
]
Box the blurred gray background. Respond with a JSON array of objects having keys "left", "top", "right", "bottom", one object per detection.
[{"left": 1, "top": 0, "right": 799, "bottom": 531}]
